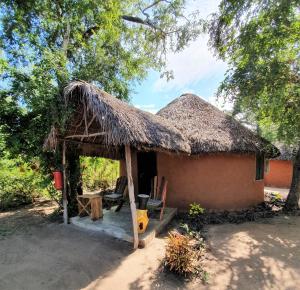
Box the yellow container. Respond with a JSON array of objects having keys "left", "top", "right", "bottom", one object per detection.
[{"left": 137, "top": 209, "right": 149, "bottom": 234}]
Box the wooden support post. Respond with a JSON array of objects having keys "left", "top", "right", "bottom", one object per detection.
[
  {"left": 125, "top": 145, "right": 139, "bottom": 249},
  {"left": 62, "top": 140, "right": 68, "bottom": 224}
]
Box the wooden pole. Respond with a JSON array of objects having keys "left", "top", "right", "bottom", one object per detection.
[
  {"left": 62, "top": 140, "right": 68, "bottom": 224},
  {"left": 125, "top": 145, "right": 139, "bottom": 249}
]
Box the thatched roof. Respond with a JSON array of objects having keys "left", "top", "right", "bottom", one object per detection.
[
  {"left": 44, "top": 82, "right": 278, "bottom": 158},
  {"left": 157, "top": 94, "right": 279, "bottom": 158},
  {"left": 44, "top": 81, "right": 190, "bottom": 156}
]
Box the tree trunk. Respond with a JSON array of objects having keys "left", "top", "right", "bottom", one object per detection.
[
  {"left": 284, "top": 144, "right": 300, "bottom": 210},
  {"left": 66, "top": 148, "right": 81, "bottom": 217}
]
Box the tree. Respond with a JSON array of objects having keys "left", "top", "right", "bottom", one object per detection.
[
  {"left": 0, "top": 0, "right": 203, "bottom": 156},
  {"left": 0, "top": 0, "right": 203, "bottom": 213},
  {"left": 209, "top": 0, "right": 300, "bottom": 209}
]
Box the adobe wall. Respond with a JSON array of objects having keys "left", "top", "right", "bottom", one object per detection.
[
  {"left": 156, "top": 152, "right": 264, "bottom": 210},
  {"left": 265, "top": 160, "right": 293, "bottom": 189}
]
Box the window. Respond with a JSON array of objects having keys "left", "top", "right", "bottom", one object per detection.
[{"left": 256, "top": 154, "right": 265, "bottom": 180}]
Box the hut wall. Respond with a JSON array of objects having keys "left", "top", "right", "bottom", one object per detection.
[
  {"left": 265, "top": 160, "right": 292, "bottom": 189},
  {"left": 156, "top": 152, "right": 264, "bottom": 210}
]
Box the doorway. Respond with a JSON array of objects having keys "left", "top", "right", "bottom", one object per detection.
[{"left": 137, "top": 151, "right": 157, "bottom": 195}]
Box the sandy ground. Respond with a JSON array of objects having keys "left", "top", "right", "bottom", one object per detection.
[{"left": 1, "top": 201, "right": 300, "bottom": 290}]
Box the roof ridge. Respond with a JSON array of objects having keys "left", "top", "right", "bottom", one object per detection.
[{"left": 156, "top": 92, "right": 278, "bottom": 158}]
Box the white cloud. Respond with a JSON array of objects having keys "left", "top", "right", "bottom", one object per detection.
[
  {"left": 208, "top": 95, "right": 233, "bottom": 112},
  {"left": 154, "top": 35, "right": 227, "bottom": 92},
  {"left": 134, "top": 104, "right": 158, "bottom": 114},
  {"left": 185, "top": 0, "right": 220, "bottom": 18},
  {"left": 153, "top": 0, "right": 227, "bottom": 93}
]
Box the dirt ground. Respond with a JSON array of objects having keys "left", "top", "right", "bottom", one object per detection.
[{"left": 1, "top": 201, "right": 300, "bottom": 290}]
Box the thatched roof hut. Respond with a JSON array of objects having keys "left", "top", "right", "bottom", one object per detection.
[
  {"left": 44, "top": 81, "right": 281, "bottom": 234},
  {"left": 157, "top": 93, "right": 279, "bottom": 158},
  {"left": 44, "top": 81, "right": 190, "bottom": 157},
  {"left": 45, "top": 81, "right": 278, "bottom": 158}
]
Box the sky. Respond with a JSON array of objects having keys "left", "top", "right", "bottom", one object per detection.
[{"left": 131, "top": 0, "right": 229, "bottom": 114}]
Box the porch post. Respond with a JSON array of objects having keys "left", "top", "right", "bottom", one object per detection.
[
  {"left": 62, "top": 140, "right": 68, "bottom": 224},
  {"left": 125, "top": 145, "right": 139, "bottom": 249}
]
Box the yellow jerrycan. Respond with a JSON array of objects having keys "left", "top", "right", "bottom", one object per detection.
[{"left": 137, "top": 209, "right": 149, "bottom": 234}]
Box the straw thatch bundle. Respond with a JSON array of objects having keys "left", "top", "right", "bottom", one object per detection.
[
  {"left": 44, "top": 80, "right": 190, "bottom": 155},
  {"left": 44, "top": 81, "right": 278, "bottom": 158},
  {"left": 157, "top": 94, "right": 279, "bottom": 158}
]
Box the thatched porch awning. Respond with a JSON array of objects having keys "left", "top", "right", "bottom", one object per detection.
[{"left": 44, "top": 81, "right": 190, "bottom": 158}]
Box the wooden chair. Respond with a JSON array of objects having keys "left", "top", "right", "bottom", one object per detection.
[
  {"left": 103, "top": 176, "right": 128, "bottom": 212},
  {"left": 147, "top": 176, "right": 168, "bottom": 220}
]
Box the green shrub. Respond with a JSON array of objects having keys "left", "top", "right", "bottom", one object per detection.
[
  {"left": 189, "top": 203, "right": 205, "bottom": 217},
  {"left": 272, "top": 192, "right": 283, "bottom": 201},
  {"left": 0, "top": 154, "right": 120, "bottom": 210},
  {"left": 0, "top": 156, "right": 50, "bottom": 210},
  {"left": 80, "top": 157, "right": 119, "bottom": 191}
]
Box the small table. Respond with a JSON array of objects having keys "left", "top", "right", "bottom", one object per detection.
[{"left": 77, "top": 194, "right": 103, "bottom": 221}]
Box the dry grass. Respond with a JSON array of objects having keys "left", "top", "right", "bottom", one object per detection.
[
  {"left": 44, "top": 81, "right": 278, "bottom": 159},
  {"left": 164, "top": 230, "right": 205, "bottom": 278},
  {"left": 157, "top": 93, "right": 279, "bottom": 157},
  {"left": 44, "top": 80, "right": 189, "bottom": 157}
]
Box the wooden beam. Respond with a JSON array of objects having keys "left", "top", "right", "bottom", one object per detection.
[
  {"left": 65, "top": 132, "right": 107, "bottom": 139},
  {"left": 125, "top": 145, "right": 139, "bottom": 249},
  {"left": 62, "top": 140, "right": 68, "bottom": 225},
  {"left": 87, "top": 114, "right": 96, "bottom": 129}
]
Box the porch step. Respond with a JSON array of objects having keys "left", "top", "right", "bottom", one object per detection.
[{"left": 70, "top": 207, "right": 177, "bottom": 248}]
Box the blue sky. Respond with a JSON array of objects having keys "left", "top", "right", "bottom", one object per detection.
[{"left": 131, "top": 0, "right": 229, "bottom": 113}]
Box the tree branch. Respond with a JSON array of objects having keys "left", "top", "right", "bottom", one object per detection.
[
  {"left": 83, "top": 25, "right": 99, "bottom": 40},
  {"left": 140, "top": 0, "right": 171, "bottom": 18},
  {"left": 121, "top": 15, "right": 166, "bottom": 35},
  {"left": 142, "top": 0, "right": 170, "bottom": 14},
  {"left": 121, "top": 15, "right": 156, "bottom": 30},
  {"left": 83, "top": 13, "right": 167, "bottom": 41}
]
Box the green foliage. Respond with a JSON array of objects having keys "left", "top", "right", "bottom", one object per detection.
[
  {"left": 0, "top": 155, "right": 53, "bottom": 210},
  {"left": 270, "top": 192, "right": 283, "bottom": 202},
  {"left": 189, "top": 202, "right": 205, "bottom": 217},
  {"left": 0, "top": 0, "right": 203, "bottom": 158},
  {"left": 80, "top": 157, "right": 119, "bottom": 191},
  {"left": 209, "top": 0, "right": 300, "bottom": 145}
]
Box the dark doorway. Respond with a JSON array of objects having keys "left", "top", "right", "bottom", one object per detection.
[{"left": 137, "top": 151, "right": 157, "bottom": 195}]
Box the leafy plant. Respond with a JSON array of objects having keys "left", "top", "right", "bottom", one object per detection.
[
  {"left": 0, "top": 0, "right": 204, "bottom": 160},
  {"left": 45, "top": 183, "right": 62, "bottom": 208},
  {"left": 80, "top": 157, "right": 119, "bottom": 191},
  {"left": 272, "top": 192, "right": 283, "bottom": 201},
  {"left": 0, "top": 155, "right": 51, "bottom": 210},
  {"left": 189, "top": 203, "right": 205, "bottom": 217},
  {"left": 209, "top": 0, "right": 300, "bottom": 209}
]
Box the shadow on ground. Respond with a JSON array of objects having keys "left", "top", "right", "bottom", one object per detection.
[
  {"left": 1, "top": 201, "right": 300, "bottom": 290},
  {"left": 203, "top": 216, "right": 300, "bottom": 290},
  {"left": 0, "top": 200, "right": 134, "bottom": 290}
]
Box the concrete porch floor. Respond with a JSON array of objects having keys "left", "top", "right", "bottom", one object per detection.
[{"left": 70, "top": 206, "right": 177, "bottom": 247}]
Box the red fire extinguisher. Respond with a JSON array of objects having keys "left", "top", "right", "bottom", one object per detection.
[{"left": 53, "top": 171, "right": 63, "bottom": 190}]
